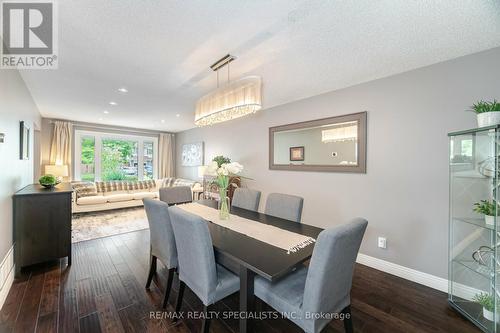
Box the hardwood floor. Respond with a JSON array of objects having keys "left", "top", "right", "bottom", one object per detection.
[{"left": 0, "top": 229, "right": 479, "bottom": 333}]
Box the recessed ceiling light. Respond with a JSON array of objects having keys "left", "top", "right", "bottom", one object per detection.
[
  {"left": 98, "top": 117, "right": 103, "bottom": 121},
  {"left": 176, "top": 114, "right": 180, "bottom": 117},
  {"left": 109, "top": 101, "right": 117, "bottom": 106},
  {"left": 118, "top": 88, "right": 128, "bottom": 93},
  {"left": 103, "top": 110, "right": 109, "bottom": 114},
  {"left": 161, "top": 119, "right": 165, "bottom": 123}
]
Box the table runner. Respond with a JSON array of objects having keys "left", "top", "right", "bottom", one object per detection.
[{"left": 177, "top": 203, "right": 315, "bottom": 254}]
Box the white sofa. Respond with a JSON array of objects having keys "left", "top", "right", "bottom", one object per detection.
[{"left": 72, "top": 178, "right": 201, "bottom": 213}]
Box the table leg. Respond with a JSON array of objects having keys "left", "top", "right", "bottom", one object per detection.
[{"left": 239, "top": 266, "right": 255, "bottom": 333}]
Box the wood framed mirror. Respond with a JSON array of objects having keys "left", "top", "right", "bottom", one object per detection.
[{"left": 269, "top": 112, "right": 367, "bottom": 173}]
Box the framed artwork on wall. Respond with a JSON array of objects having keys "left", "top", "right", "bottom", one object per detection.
[
  {"left": 20, "top": 121, "right": 30, "bottom": 160},
  {"left": 290, "top": 146, "right": 305, "bottom": 161},
  {"left": 182, "top": 142, "right": 204, "bottom": 166}
]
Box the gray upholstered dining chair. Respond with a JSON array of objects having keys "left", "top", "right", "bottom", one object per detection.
[
  {"left": 159, "top": 186, "right": 192, "bottom": 206},
  {"left": 254, "top": 218, "right": 368, "bottom": 333},
  {"left": 265, "top": 193, "right": 304, "bottom": 222},
  {"left": 169, "top": 206, "right": 240, "bottom": 333},
  {"left": 231, "top": 188, "right": 261, "bottom": 212},
  {"left": 143, "top": 198, "right": 178, "bottom": 309}
]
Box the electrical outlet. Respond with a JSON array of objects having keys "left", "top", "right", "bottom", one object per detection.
[{"left": 378, "top": 237, "right": 387, "bottom": 249}]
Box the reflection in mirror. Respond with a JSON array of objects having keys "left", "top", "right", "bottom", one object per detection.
[
  {"left": 450, "top": 136, "right": 474, "bottom": 165},
  {"left": 269, "top": 112, "right": 366, "bottom": 173},
  {"left": 273, "top": 121, "right": 359, "bottom": 166}
]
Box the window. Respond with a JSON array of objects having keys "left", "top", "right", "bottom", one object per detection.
[
  {"left": 461, "top": 139, "right": 473, "bottom": 156},
  {"left": 143, "top": 141, "right": 154, "bottom": 180},
  {"left": 80, "top": 136, "right": 95, "bottom": 181},
  {"left": 450, "top": 136, "right": 474, "bottom": 164},
  {"left": 75, "top": 130, "right": 158, "bottom": 181},
  {"left": 102, "top": 138, "right": 139, "bottom": 181}
]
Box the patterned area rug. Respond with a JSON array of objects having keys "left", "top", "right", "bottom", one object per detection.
[{"left": 72, "top": 207, "right": 149, "bottom": 243}]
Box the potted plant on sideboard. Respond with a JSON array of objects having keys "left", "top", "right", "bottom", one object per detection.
[
  {"left": 473, "top": 293, "right": 495, "bottom": 322},
  {"left": 473, "top": 199, "right": 500, "bottom": 228},
  {"left": 471, "top": 100, "right": 500, "bottom": 127},
  {"left": 39, "top": 174, "right": 59, "bottom": 189}
]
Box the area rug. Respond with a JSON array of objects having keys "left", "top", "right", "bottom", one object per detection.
[{"left": 72, "top": 207, "right": 149, "bottom": 243}]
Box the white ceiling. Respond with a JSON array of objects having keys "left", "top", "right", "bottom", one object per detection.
[{"left": 18, "top": 0, "right": 500, "bottom": 132}]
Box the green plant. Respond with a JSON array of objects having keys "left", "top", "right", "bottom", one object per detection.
[
  {"left": 102, "top": 148, "right": 126, "bottom": 180},
  {"left": 103, "top": 170, "right": 126, "bottom": 181},
  {"left": 81, "top": 137, "right": 95, "bottom": 165},
  {"left": 473, "top": 293, "right": 494, "bottom": 311},
  {"left": 474, "top": 200, "right": 500, "bottom": 216},
  {"left": 212, "top": 155, "right": 231, "bottom": 168},
  {"left": 470, "top": 100, "right": 500, "bottom": 114},
  {"left": 81, "top": 173, "right": 95, "bottom": 182},
  {"left": 39, "top": 174, "right": 57, "bottom": 185}
]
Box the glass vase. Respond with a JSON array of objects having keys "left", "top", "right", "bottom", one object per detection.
[{"left": 218, "top": 189, "right": 230, "bottom": 220}]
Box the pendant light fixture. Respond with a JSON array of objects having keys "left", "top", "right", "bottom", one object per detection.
[
  {"left": 321, "top": 122, "right": 358, "bottom": 143},
  {"left": 195, "top": 54, "right": 262, "bottom": 127}
]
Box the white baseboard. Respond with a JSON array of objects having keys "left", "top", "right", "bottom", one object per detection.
[
  {"left": 356, "top": 253, "right": 484, "bottom": 301},
  {"left": 0, "top": 246, "right": 15, "bottom": 311},
  {"left": 356, "top": 253, "right": 449, "bottom": 292}
]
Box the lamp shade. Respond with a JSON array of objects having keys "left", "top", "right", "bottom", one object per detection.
[
  {"left": 195, "top": 76, "right": 262, "bottom": 127},
  {"left": 197, "top": 165, "right": 207, "bottom": 178},
  {"left": 45, "top": 164, "right": 69, "bottom": 177}
]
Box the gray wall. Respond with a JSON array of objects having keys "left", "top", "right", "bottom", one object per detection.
[
  {"left": 176, "top": 47, "right": 500, "bottom": 279},
  {"left": 0, "top": 70, "right": 41, "bottom": 262}
]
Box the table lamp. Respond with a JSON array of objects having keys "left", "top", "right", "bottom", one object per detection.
[
  {"left": 197, "top": 165, "right": 207, "bottom": 180},
  {"left": 45, "top": 164, "right": 69, "bottom": 183}
]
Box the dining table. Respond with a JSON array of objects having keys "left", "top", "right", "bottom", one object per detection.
[{"left": 196, "top": 199, "right": 323, "bottom": 333}]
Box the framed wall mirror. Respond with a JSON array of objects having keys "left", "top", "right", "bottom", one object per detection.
[{"left": 269, "top": 112, "right": 367, "bottom": 173}]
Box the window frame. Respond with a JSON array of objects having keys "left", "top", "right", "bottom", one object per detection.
[{"left": 74, "top": 129, "right": 159, "bottom": 181}]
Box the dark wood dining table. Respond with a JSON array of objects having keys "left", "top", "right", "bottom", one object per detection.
[{"left": 197, "top": 199, "right": 323, "bottom": 333}]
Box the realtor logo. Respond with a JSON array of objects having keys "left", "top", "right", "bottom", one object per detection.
[{"left": 1, "top": 0, "right": 58, "bottom": 69}]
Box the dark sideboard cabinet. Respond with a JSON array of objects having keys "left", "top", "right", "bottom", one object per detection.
[{"left": 13, "top": 183, "right": 73, "bottom": 277}]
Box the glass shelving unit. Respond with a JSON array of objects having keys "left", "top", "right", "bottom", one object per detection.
[{"left": 449, "top": 125, "right": 500, "bottom": 333}]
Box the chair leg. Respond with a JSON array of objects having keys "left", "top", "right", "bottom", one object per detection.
[
  {"left": 173, "top": 280, "right": 186, "bottom": 323},
  {"left": 145, "top": 255, "right": 157, "bottom": 289},
  {"left": 201, "top": 304, "right": 211, "bottom": 333},
  {"left": 162, "top": 268, "right": 175, "bottom": 309},
  {"left": 341, "top": 305, "right": 353, "bottom": 333}
]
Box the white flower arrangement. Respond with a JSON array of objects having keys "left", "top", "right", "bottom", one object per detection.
[
  {"left": 205, "top": 161, "right": 244, "bottom": 177},
  {"left": 203, "top": 160, "right": 244, "bottom": 220}
]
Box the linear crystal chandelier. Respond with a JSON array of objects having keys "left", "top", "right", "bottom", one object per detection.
[
  {"left": 195, "top": 55, "right": 262, "bottom": 127},
  {"left": 321, "top": 122, "right": 358, "bottom": 143}
]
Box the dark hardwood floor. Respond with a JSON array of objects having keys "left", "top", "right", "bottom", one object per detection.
[{"left": 0, "top": 229, "right": 479, "bottom": 333}]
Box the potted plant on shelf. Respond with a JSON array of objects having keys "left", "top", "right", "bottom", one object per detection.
[
  {"left": 473, "top": 200, "right": 500, "bottom": 227},
  {"left": 39, "top": 174, "right": 59, "bottom": 189},
  {"left": 471, "top": 100, "right": 500, "bottom": 127},
  {"left": 473, "top": 293, "right": 495, "bottom": 321},
  {"left": 205, "top": 158, "right": 244, "bottom": 220}
]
